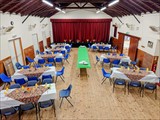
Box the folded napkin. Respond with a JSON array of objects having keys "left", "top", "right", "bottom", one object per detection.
[{"left": 79, "top": 60, "right": 88, "bottom": 65}]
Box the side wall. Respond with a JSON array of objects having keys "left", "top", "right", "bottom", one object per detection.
[{"left": 0, "top": 13, "right": 52, "bottom": 60}]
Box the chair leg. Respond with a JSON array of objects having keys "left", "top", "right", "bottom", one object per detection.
[
  {"left": 38, "top": 103, "right": 41, "bottom": 120},
  {"left": 95, "top": 61, "right": 99, "bottom": 66},
  {"left": 51, "top": 100, "right": 56, "bottom": 117},
  {"left": 128, "top": 84, "right": 130, "bottom": 95},
  {"left": 109, "top": 78, "right": 112, "bottom": 85},
  {"left": 113, "top": 83, "right": 115, "bottom": 93},
  {"left": 124, "top": 83, "right": 126, "bottom": 94},
  {"left": 66, "top": 60, "right": 69, "bottom": 63},
  {"left": 101, "top": 78, "right": 106, "bottom": 84},
  {"left": 62, "top": 75, "right": 65, "bottom": 78},
  {"left": 155, "top": 88, "right": 157, "bottom": 99},
  {"left": 65, "top": 98, "right": 73, "bottom": 107},
  {"left": 34, "top": 104, "right": 38, "bottom": 120},
  {"left": 55, "top": 76, "right": 58, "bottom": 83},
  {"left": 60, "top": 76, "right": 65, "bottom": 82},
  {"left": 59, "top": 98, "right": 64, "bottom": 108}
]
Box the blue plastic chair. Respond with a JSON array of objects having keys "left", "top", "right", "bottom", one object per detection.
[
  {"left": 140, "top": 67, "right": 147, "bottom": 70},
  {"left": 61, "top": 50, "right": 66, "bottom": 55},
  {"left": 38, "top": 100, "right": 56, "bottom": 118},
  {"left": 55, "top": 58, "right": 63, "bottom": 66},
  {"left": 38, "top": 59, "right": 45, "bottom": 66},
  {"left": 59, "top": 84, "right": 73, "bottom": 108},
  {"left": 27, "top": 76, "right": 39, "bottom": 82},
  {"left": 26, "top": 56, "right": 35, "bottom": 65},
  {"left": 9, "top": 83, "right": 21, "bottom": 89},
  {"left": 92, "top": 46, "right": 97, "bottom": 51},
  {"left": 14, "top": 78, "right": 27, "bottom": 85},
  {"left": 120, "top": 53, "right": 124, "bottom": 56},
  {"left": 88, "top": 44, "right": 91, "bottom": 49},
  {"left": 121, "top": 62, "right": 129, "bottom": 68},
  {"left": 101, "top": 68, "right": 111, "bottom": 84},
  {"left": 40, "top": 52, "right": 45, "bottom": 55},
  {"left": 46, "top": 51, "right": 52, "bottom": 54},
  {"left": 131, "top": 59, "right": 139, "bottom": 66},
  {"left": 36, "top": 50, "right": 40, "bottom": 54},
  {"left": 95, "top": 56, "right": 100, "bottom": 65},
  {"left": 0, "top": 73, "right": 12, "bottom": 83},
  {"left": 23, "top": 65, "right": 30, "bottom": 69},
  {"left": 45, "top": 63, "right": 53, "bottom": 67},
  {"left": 142, "top": 83, "right": 157, "bottom": 99},
  {"left": 113, "top": 79, "right": 126, "bottom": 94},
  {"left": 112, "top": 59, "right": 120, "bottom": 66},
  {"left": 42, "top": 78, "right": 53, "bottom": 84},
  {"left": 34, "top": 64, "right": 41, "bottom": 68},
  {"left": 1, "top": 107, "right": 18, "bottom": 120},
  {"left": 19, "top": 103, "right": 37, "bottom": 120},
  {"left": 104, "top": 46, "right": 110, "bottom": 51},
  {"left": 128, "top": 81, "right": 142, "bottom": 95},
  {"left": 64, "top": 54, "right": 69, "bottom": 63},
  {"left": 15, "top": 62, "right": 23, "bottom": 69},
  {"left": 102, "top": 58, "right": 110, "bottom": 67},
  {"left": 55, "top": 67, "right": 65, "bottom": 83},
  {"left": 48, "top": 58, "right": 55, "bottom": 66},
  {"left": 98, "top": 46, "right": 104, "bottom": 51},
  {"left": 42, "top": 74, "right": 52, "bottom": 81},
  {"left": 54, "top": 51, "right": 59, "bottom": 54},
  {"left": 27, "top": 80, "right": 37, "bottom": 87}
]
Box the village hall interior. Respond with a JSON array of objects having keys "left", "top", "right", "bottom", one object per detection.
[{"left": 0, "top": 0, "right": 160, "bottom": 120}]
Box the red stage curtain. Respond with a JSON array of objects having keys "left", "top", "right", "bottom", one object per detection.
[{"left": 50, "top": 19, "right": 112, "bottom": 43}]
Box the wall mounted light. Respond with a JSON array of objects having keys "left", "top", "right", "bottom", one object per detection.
[
  {"left": 42, "top": 0, "right": 53, "bottom": 7},
  {"left": 96, "top": 6, "right": 106, "bottom": 14},
  {"left": 108, "top": 0, "right": 119, "bottom": 7}
]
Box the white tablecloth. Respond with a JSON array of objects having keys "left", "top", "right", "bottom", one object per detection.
[
  {"left": 11, "top": 66, "right": 56, "bottom": 81},
  {"left": 111, "top": 67, "right": 159, "bottom": 83},
  {"left": 0, "top": 83, "right": 56, "bottom": 109}
]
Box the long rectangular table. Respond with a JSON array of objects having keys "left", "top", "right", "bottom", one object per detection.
[
  {"left": 111, "top": 67, "right": 159, "bottom": 83},
  {"left": 77, "top": 46, "right": 91, "bottom": 77},
  {"left": 0, "top": 83, "right": 56, "bottom": 109}
]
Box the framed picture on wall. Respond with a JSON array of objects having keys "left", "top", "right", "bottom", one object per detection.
[{"left": 147, "top": 41, "right": 153, "bottom": 48}]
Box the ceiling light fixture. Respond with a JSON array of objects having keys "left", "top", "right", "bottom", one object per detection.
[
  {"left": 55, "top": 7, "right": 66, "bottom": 14},
  {"left": 42, "top": 0, "right": 53, "bottom": 7},
  {"left": 100, "top": 6, "right": 106, "bottom": 11},
  {"left": 108, "top": 0, "right": 119, "bottom": 7},
  {"left": 55, "top": 7, "right": 61, "bottom": 11},
  {"left": 96, "top": 6, "right": 106, "bottom": 14}
]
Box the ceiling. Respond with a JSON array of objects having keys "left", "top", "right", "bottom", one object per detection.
[{"left": 0, "top": 0, "right": 160, "bottom": 18}]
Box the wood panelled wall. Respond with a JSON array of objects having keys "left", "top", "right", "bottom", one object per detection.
[
  {"left": 39, "top": 41, "right": 44, "bottom": 52},
  {"left": 137, "top": 49, "right": 159, "bottom": 70},
  {"left": 112, "top": 32, "right": 140, "bottom": 61},
  {"left": 24, "top": 45, "right": 35, "bottom": 64},
  {"left": 0, "top": 60, "right": 5, "bottom": 73},
  {"left": 46, "top": 37, "right": 51, "bottom": 47}
]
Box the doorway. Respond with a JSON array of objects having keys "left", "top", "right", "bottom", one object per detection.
[
  {"left": 8, "top": 38, "right": 24, "bottom": 69},
  {"left": 123, "top": 35, "right": 130, "bottom": 56},
  {"left": 32, "top": 33, "right": 39, "bottom": 55}
]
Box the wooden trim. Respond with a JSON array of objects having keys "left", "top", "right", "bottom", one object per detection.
[
  {"left": 118, "top": 32, "right": 141, "bottom": 40},
  {"left": 13, "top": 40, "right": 18, "bottom": 62},
  {"left": 19, "top": 38, "right": 25, "bottom": 65},
  {"left": 0, "top": 56, "right": 11, "bottom": 73},
  {"left": 46, "top": 37, "right": 51, "bottom": 47}
]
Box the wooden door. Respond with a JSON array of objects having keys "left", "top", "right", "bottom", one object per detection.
[{"left": 128, "top": 37, "right": 139, "bottom": 61}]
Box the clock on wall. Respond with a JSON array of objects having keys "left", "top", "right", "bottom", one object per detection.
[{"left": 10, "top": 21, "right": 14, "bottom": 25}]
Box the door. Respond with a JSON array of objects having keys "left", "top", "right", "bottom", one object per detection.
[
  {"left": 8, "top": 38, "right": 24, "bottom": 69},
  {"left": 32, "top": 33, "right": 39, "bottom": 55}
]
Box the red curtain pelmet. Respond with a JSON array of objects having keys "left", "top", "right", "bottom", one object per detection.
[{"left": 50, "top": 19, "right": 112, "bottom": 43}]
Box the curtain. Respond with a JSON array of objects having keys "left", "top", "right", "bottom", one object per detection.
[{"left": 50, "top": 19, "right": 112, "bottom": 43}]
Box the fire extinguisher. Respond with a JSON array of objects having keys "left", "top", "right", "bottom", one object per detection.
[{"left": 152, "top": 63, "right": 157, "bottom": 72}]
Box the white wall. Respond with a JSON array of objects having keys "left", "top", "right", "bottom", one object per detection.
[
  {"left": 112, "top": 13, "right": 160, "bottom": 56},
  {"left": 0, "top": 12, "right": 52, "bottom": 60},
  {"left": 51, "top": 9, "right": 112, "bottom": 19}
]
